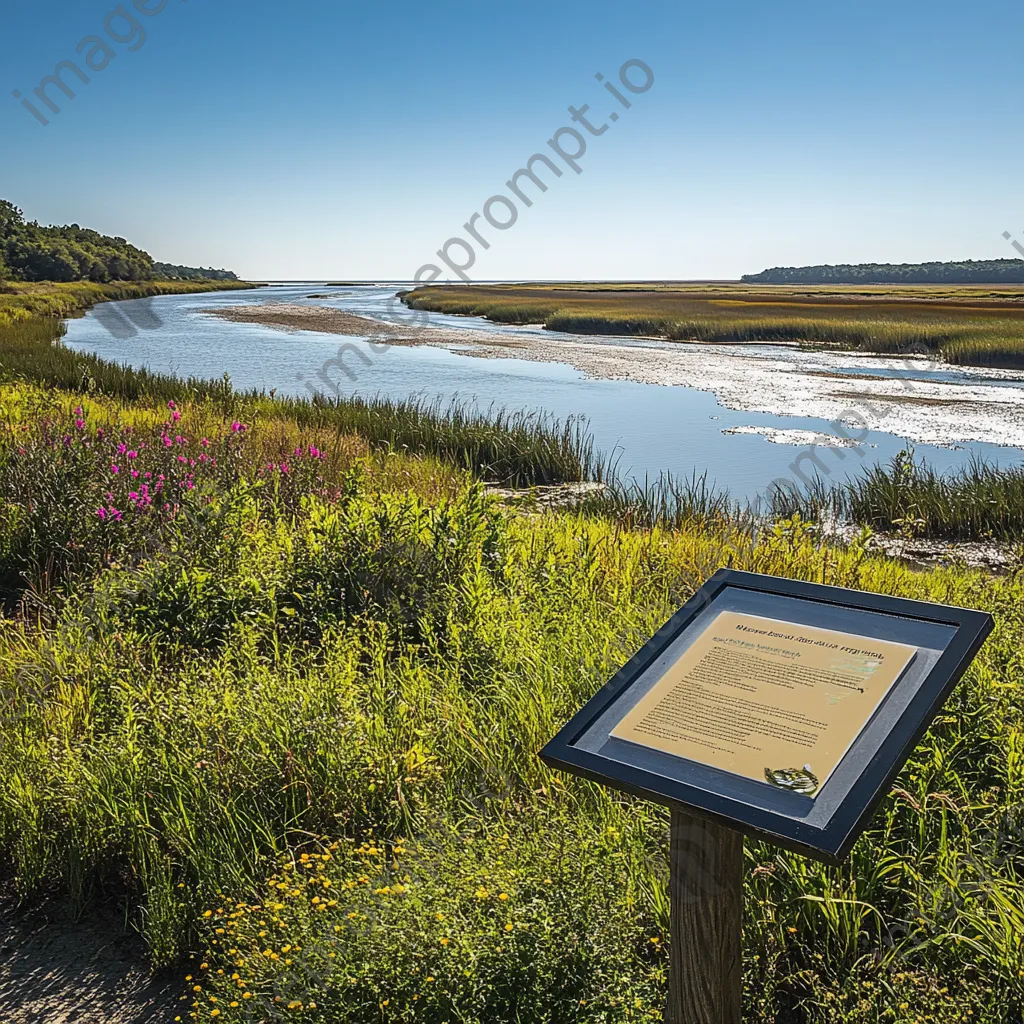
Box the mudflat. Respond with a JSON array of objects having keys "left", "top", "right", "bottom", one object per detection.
[{"left": 209, "top": 303, "right": 421, "bottom": 339}]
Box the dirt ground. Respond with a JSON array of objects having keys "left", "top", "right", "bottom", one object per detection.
[{"left": 0, "top": 883, "right": 180, "bottom": 1024}]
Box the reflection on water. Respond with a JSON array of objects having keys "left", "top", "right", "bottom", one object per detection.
[{"left": 62, "top": 283, "right": 1024, "bottom": 500}]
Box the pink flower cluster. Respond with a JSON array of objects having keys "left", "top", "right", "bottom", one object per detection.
[
  {"left": 257, "top": 444, "right": 325, "bottom": 477},
  {"left": 88, "top": 406, "right": 249, "bottom": 527}
]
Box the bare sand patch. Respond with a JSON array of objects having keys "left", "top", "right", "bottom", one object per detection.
[
  {"left": 0, "top": 882, "right": 179, "bottom": 1024},
  {"left": 209, "top": 303, "right": 421, "bottom": 341}
]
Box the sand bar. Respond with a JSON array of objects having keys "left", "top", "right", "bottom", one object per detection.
[{"left": 205, "top": 303, "right": 1024, "bottom": 450}]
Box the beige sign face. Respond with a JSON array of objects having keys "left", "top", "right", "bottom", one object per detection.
[{"left": 611, "top": 611, "right": 918, "bottom": 796}]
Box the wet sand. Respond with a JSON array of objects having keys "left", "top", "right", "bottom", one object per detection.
[{"left": 209, "top": 304, "right": 422, "bottom": 341}]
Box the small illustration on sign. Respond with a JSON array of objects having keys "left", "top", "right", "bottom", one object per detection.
[{"left": 764, "top": 765, "right": 820, "bottom": 795}]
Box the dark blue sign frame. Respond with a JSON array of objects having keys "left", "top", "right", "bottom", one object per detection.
[{"left": 540, "top": 569, "right": 993, "bottom": 863}]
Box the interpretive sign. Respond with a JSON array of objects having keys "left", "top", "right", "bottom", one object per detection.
[
  {"left": 540, "top": 568, "right": 993, "bottom": 862},
  {"left": 611, "top": 611, "right": 918, "bottom": 796},
  {"left": 539, "top": 569, "right": 994, "bottom": 1024}
]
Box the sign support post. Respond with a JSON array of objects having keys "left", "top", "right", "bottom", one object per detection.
[{"left": 667, "top": 809, "right": 743, "bottom": 1024}]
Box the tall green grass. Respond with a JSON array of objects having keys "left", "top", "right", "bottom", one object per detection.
[
  {"left": 576, "top": 471, "right": 750, "bottom": 532},
  {"left": 569, "top": 455, "right": 1024, "bottom": 545},
  {"left": 1, "top": 394, "right": 1023, "bottom": 1021},
  {"left": 0, "top": 317, "right": 238, "bottom": 402},
  {"left": 0, "top": 278, "right": 257, "bottom": 327},
  {"left": 263, "top": 394, "right": 603, "bottom": 485},
  {"left": 771, "top": 449, "right": 1024, "bottom": 542},
  {"left": 0, "top": 316, "right": 601, "bottom": 486}
]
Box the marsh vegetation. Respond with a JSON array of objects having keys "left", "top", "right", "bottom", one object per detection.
[
  {"left": 2, "top": 288, "right": 1024, "bottom": 1022},
  {"left": 404, "top": 283, "right": 1024, "bottom": 368}
]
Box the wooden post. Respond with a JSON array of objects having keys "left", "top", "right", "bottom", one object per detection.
[{"left": 666, "top": 807, "right": 744, "bottom": 1024}]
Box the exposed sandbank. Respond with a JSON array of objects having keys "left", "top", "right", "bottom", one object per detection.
[{"left": 205, "top": 303, "right": 1024, "bottom": 450}]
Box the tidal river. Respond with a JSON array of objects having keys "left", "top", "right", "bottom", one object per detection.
[{"left": 63, "top": 283, "right": 1024, "bottom": 500}]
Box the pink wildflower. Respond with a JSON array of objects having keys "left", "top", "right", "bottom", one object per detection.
[
  {"left": 231, "top": 421, "right": 246, "bottom": 433},
  {"left": 96, "top": 507, "right": 107, "bottom": 520},
  {"left": 110, "top": 464, "right": 120, "bottom": 475}
]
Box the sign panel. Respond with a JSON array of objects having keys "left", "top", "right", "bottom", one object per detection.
[
  {"left": 539, "top": 569, "right": 994, "bottom": 863},
  {"left": 610, "top": 611, "right": 917, "bottom": 796}
]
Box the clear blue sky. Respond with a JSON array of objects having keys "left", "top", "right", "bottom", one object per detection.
[{"left": 2, "top": 0, "right": 1021, "bottom": 280}]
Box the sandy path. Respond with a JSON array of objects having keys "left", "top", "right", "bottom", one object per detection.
[{"left": 0, "top": 883, "right": 180, "bottom": 1024}]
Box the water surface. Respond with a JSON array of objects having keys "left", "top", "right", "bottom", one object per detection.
[{"left": 63, "top": 283, "right": 1024, "bottom": 500}]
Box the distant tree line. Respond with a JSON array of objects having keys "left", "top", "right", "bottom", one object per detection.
[
  {"left": 0, "top": 199, "right": 237, "bottom": 284},
  {"left": 152, "top": 263, "right": 238, "bottom": 281},
  {"left": 741, "top": 260, "right": 1024, "bottom": 285}
]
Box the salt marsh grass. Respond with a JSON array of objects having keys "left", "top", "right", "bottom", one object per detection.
[
  {"left": 406, "top": 283, "right": 1024, "bottom": 368},
  {"left": 772, "top": 449, "right": 1024, "bottom": 542},
  {"left": 0, "top": 316, "right": 601, "bottom": 486},
  {"left": 0, "top": 278, "right": 256, "bottom": 328}
]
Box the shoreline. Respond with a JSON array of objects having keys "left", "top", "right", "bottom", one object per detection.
[{"left": 1, "top": 278, "right": 260, "bottom": 330}]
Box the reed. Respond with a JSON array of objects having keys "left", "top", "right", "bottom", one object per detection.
[
  {"left": 767, "top": 449, "right": 1024, "bottom": 542},
  {"left": 261, "top": 393, "right": 604, "bottom": 485},
  {"left": 576, "top": 471, "right": 752, "bottom": 532},
  {"left": 842, "top": 451, "right": 1024, "bottom": 540}
]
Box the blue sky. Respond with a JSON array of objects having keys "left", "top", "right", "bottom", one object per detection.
[{"left": 2, "top": 0, "right": 1022, "bottom": 280}]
